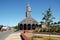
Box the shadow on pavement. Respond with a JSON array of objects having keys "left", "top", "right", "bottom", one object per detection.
[{"left": 20, "top": 35, "right": 24, "bottom": 40}]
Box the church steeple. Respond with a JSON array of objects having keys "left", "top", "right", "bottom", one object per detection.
[{"left": 26, "top": 3, "right": 32, "bottom": 18}]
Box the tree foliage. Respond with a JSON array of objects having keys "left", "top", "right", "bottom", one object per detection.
[
  {"left": 13, "top": 26, "right": 18, "bottom": 29},
  {"left": 42, "top": 8, "right": 55, "bottom": 27}
]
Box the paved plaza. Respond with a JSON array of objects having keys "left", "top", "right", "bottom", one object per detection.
[
  {"left": 0, "top": 30, "right": 60, "bottom": 40},
  {"left": 5, "top": 32, "right": 22, "bottom": 40}
]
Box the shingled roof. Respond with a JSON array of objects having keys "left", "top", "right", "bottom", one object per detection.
[{"left": 19, "top": 17, "right": 38, "bottom": 24}]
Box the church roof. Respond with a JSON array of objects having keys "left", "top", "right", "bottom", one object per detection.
[{"left": 19, "top": 17, "right": 38, "bottom": 24}]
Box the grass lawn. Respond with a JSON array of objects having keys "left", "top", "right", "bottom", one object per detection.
[
  {"left": 31, "top": 36, "right": 60, "bottom": 40},
  {"left": 24, "top": 33, "right": 60, "bottom": 40}
]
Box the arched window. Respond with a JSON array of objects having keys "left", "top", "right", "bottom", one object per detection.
[
  {"left": 24, "top": 24, "right": 26, "bottom": 30},
  {"left": 20, "top": 24, "right": 23, "bottom": 30},
  {"left": 28, "top": 24, "right": 31, "bottom": 30},
  {"left": 32, "top": 24, "right": 35, "bottom": 30}
]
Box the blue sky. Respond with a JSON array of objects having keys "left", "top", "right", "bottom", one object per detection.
[{"left": 0, "top": 0, "right": 60, "bottom": 26}]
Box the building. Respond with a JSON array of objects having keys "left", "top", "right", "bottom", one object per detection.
[
  {"left": 41, "top": 22, "right": 48, "bottom": 28},
  {"left": 18, "top": 3, "right": 38, "bottom": 30},
  {"left": 0, "top": 25, "right": 3, "bottom": 30}
]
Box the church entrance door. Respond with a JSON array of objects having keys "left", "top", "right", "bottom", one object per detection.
[{"left": 24, "top": 24, "right": 26, "bottom": 30}]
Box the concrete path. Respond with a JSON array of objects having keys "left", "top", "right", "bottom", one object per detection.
[
  {"left": 5, "top": 32, "right": 22, "bottom": 40},
  {"left": 0, "top": 30, "right": 14, "bottom": 40}
]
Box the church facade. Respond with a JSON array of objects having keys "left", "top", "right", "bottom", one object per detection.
[{"left": 18, "top": 4, "right": 38, "bottom": 30}]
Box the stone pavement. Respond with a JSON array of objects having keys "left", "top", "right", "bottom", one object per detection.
[{"left": 5, "top": 32, "right": 22, "bottom": 40}]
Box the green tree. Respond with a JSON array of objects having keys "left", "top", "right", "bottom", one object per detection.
[
  {"left": 13, "top": 26, "right": 18, "bottom": 29},
  {"left": 58, "top": 21, "right": 60, "bottom": 27},
  {"left": 42, "top": 8, "right": 55, "bottom": 27},
  {"left": 58, "top": 21, "right": 60, "bottom": 24}
]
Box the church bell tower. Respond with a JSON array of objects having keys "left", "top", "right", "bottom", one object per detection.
[{"left": 26, "top": 3, "right": 32, "bottom": 18}]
